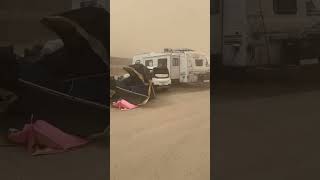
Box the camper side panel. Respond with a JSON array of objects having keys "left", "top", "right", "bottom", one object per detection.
[
  {"left": 212, "top": 0, "right": 222, "bottom": 58},
  {"left": 245, "top": 0, "right": 320, "bottom": 65},
  {"left": 179, "top": 53, "right": 188, "bottom": 83}
]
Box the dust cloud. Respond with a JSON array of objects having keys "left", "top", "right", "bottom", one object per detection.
[{"left": 110, "top": 0, "right": 210, "bottom": 58}]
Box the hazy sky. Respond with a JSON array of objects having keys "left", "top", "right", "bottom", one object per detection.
[{"left": 111, "top": 0, "right": 210, "bottom": 58}]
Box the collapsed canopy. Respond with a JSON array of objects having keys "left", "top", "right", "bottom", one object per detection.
[{"left": 39, "top": 7, "right": 109, "bottom": 77}]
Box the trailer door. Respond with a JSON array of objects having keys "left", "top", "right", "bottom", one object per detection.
[
  {"left": 170, "top": 56, "right": 180, "bottom": 80},
  {"left": 222, "top": 0, "right": 247, "bottom": 66}
]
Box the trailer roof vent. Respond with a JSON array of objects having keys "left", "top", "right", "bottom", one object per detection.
[{"left": 164, "top": 48, "right": 194, "bottom": 53}]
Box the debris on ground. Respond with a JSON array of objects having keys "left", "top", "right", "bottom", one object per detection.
[
  {"left": 8, "top": 119, "right": 88, "bottom": 156},
  {"left": 0, "top": 7, "right": 110, "bottom": 139},
  {"left": 110, "top": 64, "right": 156, "bottom": 106},
  {"left": 112, "top": 99, "right": 138, "bottom": 111}
]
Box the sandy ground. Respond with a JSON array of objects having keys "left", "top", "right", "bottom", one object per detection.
[
  {"left": 110, "top": 86, "right": 210, "bottom": 180},
  {"left": 213, "top": 89, "right": 320, "bottom": 179},
  {"left": 0, "top": 140, "right": 109, "bottom": 180},
  {"left": 213, "top": 70, "right": 320, "bottom": 180}
]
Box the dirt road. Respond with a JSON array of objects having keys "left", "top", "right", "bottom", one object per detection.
[
  {"left": 0, "top": 141, "right": 108, "bottom": 180},
  {"left": 213, "top": 73, "right": 320, "bottom": 180},
  {"left": 110, "top": 87, "right": 210, "bottom": 180}
]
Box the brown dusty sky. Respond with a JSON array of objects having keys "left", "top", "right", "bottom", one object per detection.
[{"left": 111, "top": 0, "right": 210, "bottom": 58}]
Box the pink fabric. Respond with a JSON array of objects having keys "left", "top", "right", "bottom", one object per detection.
[
  {"left": 8, "top": 120, "right": 88, "bottom": 156},
  {"left": 112, "top": 99, "right": 138, "bottom": 110}
]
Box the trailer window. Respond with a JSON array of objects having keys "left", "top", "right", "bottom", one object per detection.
[
  {"left": 306, "top": 0, "right": 320, "bottom": 16},
  {"left": 145, "top": 60, "right": 153, "bottom": 67},
  {"left": 195, "top": 59, "right": 204, "bottom": 66},
  {"left": 273, "top": 0, "right": 297, "bottom": 14},
  {"left": 158, "top": 58, "right": 168, "bottom": 68},
  {"left": 172, "top": 58, "right": 180, "bottom": 66}
]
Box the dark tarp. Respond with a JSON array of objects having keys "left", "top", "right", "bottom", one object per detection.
[
  {"left": 40, "top": 7, "right": 108, "bottom": 67},
  {"left": 4, "top": 7, "right": 109, "bottom": 137},
  {"left": 22, "top": 7, "right": 109, "bottom": 81},
  {"left": 0, "top": 46, "right": 18, "bottom": 91},
  {"left": 111, "top": 64, "right": 156, "bottom": 105},
  {"left": 11, "top": 80, "right": 107, "bottom": 137}
]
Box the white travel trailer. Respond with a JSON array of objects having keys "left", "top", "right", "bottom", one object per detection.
[
  {"left": 132, "top": 49, "right": 210, "bottom": 85},
  {"left": 212, "top": 0, "right": 320, "bottom": 67}
]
